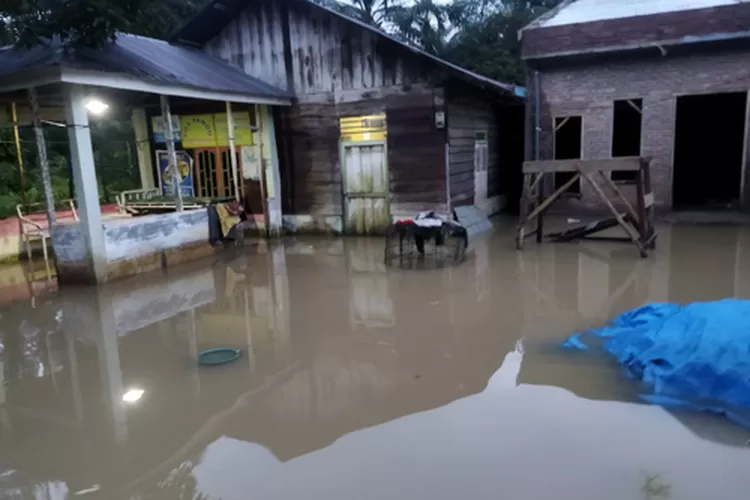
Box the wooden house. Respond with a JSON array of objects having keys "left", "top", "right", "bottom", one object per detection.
[{"left": 157, "top": 0, "right": 525, "bottom": 234}]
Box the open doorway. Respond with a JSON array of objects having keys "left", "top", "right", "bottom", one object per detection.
[
  {"left": 554, "top": 116, "right": 582, "bottom": 194},
  {"left": 673, "top": 92, "right": 747, "bottom": 209}
]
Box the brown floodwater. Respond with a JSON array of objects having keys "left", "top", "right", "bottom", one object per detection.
[{"left": 0, "top": 219, "right": 749, "bottom": 499}]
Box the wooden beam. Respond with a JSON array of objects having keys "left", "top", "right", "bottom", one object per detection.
[
  {"left": 554, "top": 117, "right": 570, "bottom": 132},
  {"left": 626, "top": 99, "right": 642, "bottom": 114},
  {"left": 598, "top": 171, "right": 640, "bottom": 227},
  {"left": 576, "top": 165, "right": 647, "bottom": 258},
  {"left": 523, "top": 173, "right": 580, "bottom": 224},
  {"left": 523, "top": 157, "right": 647, "bottom": 174}
]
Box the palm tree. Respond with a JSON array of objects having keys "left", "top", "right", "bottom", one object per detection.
[
  {"left": 389, "top": 0, "right": 454, "bottom": 55},
  {"left": 314, "top": 0, "right": 399, "bottom": 28}
]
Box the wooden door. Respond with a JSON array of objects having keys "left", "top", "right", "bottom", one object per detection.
[
  {"left": 342, "top": 142, "right": 390, "bottom": 234},
  {"left": 194, "top": 147, "right": 240, "bottom": 199},
  {"left": 474, "top": 131, "right": 489, "bottom": 208}
]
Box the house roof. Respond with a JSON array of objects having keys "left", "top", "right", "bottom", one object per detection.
[
  {"left": 0, "top": 33, "right": 293, "bottom": 104},
  {"left": 171, "top": 0, "right": 526, "bottom": 100},
  {"left": 525, "top": 0, "right": 750, "bottom": 30}
]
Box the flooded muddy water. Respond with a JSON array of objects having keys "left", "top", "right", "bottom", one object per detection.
[{"left": 0, "top": 220, "right": 749, "bottom": 499}]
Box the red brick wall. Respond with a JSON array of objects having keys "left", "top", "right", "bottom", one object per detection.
[
  {"left": 522, "top": 3, "right": 750, "bottom": 59},
  {"left": 533, "top": 48, "right": 750, "bottom": 211}
]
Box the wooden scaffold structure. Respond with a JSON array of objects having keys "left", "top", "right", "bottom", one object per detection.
[{"left": 516, "top": 157, "right": 656, "bottom": 258}]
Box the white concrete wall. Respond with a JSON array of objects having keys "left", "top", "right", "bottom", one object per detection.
[
  {"left": 103, "top": 209, "right": 209, "bottom": 262},
  {"left": 51, "top": 209, "right": 211, "bottom": 284}
]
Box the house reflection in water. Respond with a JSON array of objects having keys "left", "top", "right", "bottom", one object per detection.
[{"left": 1, "top": 228, "right": 750, "bottom": 498}]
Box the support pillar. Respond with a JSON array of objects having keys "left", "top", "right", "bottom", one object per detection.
[
  {"left": 260, "top": 105, "right": 283, "bottom": 236},
  {"left": 63, "top": 84, "right": 107, "bottom": 283},
  {"left": 131, "top": 108, "right": 155, "bottom": 190},
  {"left": 160, "top": 95, "right": 183, "bottom": 211},
  {"left": 28, "top": 88, "right": 56, "bottom": 225},
  {"left": 225, "top": 102, "right": 241, "bottom": 202}
]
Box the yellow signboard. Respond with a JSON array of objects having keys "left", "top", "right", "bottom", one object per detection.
[
  {"left": 179, "top": 112, "right": 254, "bottom": 148},
  {"left": 340, "top": 114, "right": 387, "bottom": 142},
  {"left": 215, "top": 112, "right": 254, "bottom": 147},
  {"left": 180, "top": 114, "right": 216, "bottom": 148}
]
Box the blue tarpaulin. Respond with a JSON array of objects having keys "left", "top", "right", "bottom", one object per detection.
[{"left": 564, "top": 299, "right": 750, "bottom": 427}]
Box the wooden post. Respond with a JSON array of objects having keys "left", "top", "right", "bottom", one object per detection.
[
  {"left": 643, "top": 159, "right": 656, "bottom": 249},
  {"left": 10, "top": 102, "right": 28, "bottom": 207},
  {"left": 159, "top": 95, "right": 183, "bottom": 212},
  {"left": 517, "top": 173, "right": 532, "bottom": 249},
  {"left": 256, "top": 106, "right": 270, "bottom": 237},
  {"left": 444, "top": 142, "right": 451, "bottom": 214},
  {"left": 225, "top": 102, "right": 241, "bottom": 202},
  {"left": 635, "top": 161, "right": 648, "bottom": 247},
  {"left": 535, "top": 173, "right": 544, "bottom": 243},
  {"left": 28, "top": 88, "right": 56, "bottom": 226}
]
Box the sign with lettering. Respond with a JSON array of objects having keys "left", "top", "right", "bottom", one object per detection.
[
  {"left": 340, "top": 114, "right": 387, "bottom": 142},
  {"left": 178, "top": 112, "right": 254, "bottom": 148},
  {"left": 156, "top": 150, "right": 194, "bottom": 197},
  {"left": 151, "top": 115, "right": 181, "bottom": 143},
  {"left": 179, "top": 114, "right": 216, "bottom": 148}
]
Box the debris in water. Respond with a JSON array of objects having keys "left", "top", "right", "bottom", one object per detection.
[{"left": 564, "top": 299, "right": 750, "bottom": 427}]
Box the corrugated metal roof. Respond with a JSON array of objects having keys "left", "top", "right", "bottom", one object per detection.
[
  {"left": 533, "top": 0, "right": 750, "bottom": 28},
  {"left": 0, "top": 33, "right": 292, "bottom": 100},
  {"left": 171, "top": 0, "right": 525, "bottom": 100}
]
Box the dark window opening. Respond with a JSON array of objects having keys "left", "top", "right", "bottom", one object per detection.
[
  {"left": 673, "top": 92, "right": 747, "bottom": 210},
  {"left": 554, "top": 116, "right": 582, "bottom": 194},
  {"left": 611, "top": 99, "right": 642, "bottom": 182}
]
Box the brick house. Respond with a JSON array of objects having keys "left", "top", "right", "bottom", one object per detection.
[{"left": 521, "top": 0, "right": 750, "bottom": 213}]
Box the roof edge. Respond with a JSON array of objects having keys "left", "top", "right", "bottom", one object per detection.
[
  {"left": 171, "top": 0, "right": 524, "bottom": 100},
  {"left": 0, "top": 67, "right": 64, "bottom": 94},
  {"left": 519, "top": 0, "right": 578, "bottom": 35},
  {"left": 523, "top": 29, "right": 750, "bottom": 61},
  {"left": 59, "top": 67, "right": 294, "bottom": 105}
]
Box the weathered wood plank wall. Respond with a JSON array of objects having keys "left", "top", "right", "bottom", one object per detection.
[
  {"left": 284, "top": 86, "right": 446, "bottom": 216},
  {"left": 205, "top": 0, "right": 448, "bottom": 218},
  {"left": 205, "top": 0, "right": 433, "bottom": 98},
  {"left": 447, "top": 90, "right": 501, "bottom": 207},
  {"left": 386, "top": 90, "right": 447, "bottom": 215}
]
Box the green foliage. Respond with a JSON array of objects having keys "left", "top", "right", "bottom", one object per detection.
[
  {"left": 316, "top": 0, "right": 400, "bottom": 27},
  {"left": 1, "top": 0, "right": 202, "bottom": 48},
  {"left": 316, "top": 0, "right": 563, "bottom": 85},
  {"left": 390, "top": 0, "right": 454, "bottom": 55},
  {"left": 0, "top": 0, "right": 196, "bottom": 220},
  {"left": 0, "top": 121, "right": 140, "bottom": 219}
]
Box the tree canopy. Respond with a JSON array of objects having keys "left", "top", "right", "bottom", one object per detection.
[
  {"left": 1, "top": 0, "right": 561, "bottom": 83},
  {"left": 0, "top": 0, "right": 202, "bottom": 49},
  {"left": 314, "top": 0, "right": 561, "bottom": 84}
]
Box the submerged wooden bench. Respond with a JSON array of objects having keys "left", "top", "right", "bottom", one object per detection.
[{"left": 516, "top": 157, "right": 656, "bottom": 258}]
